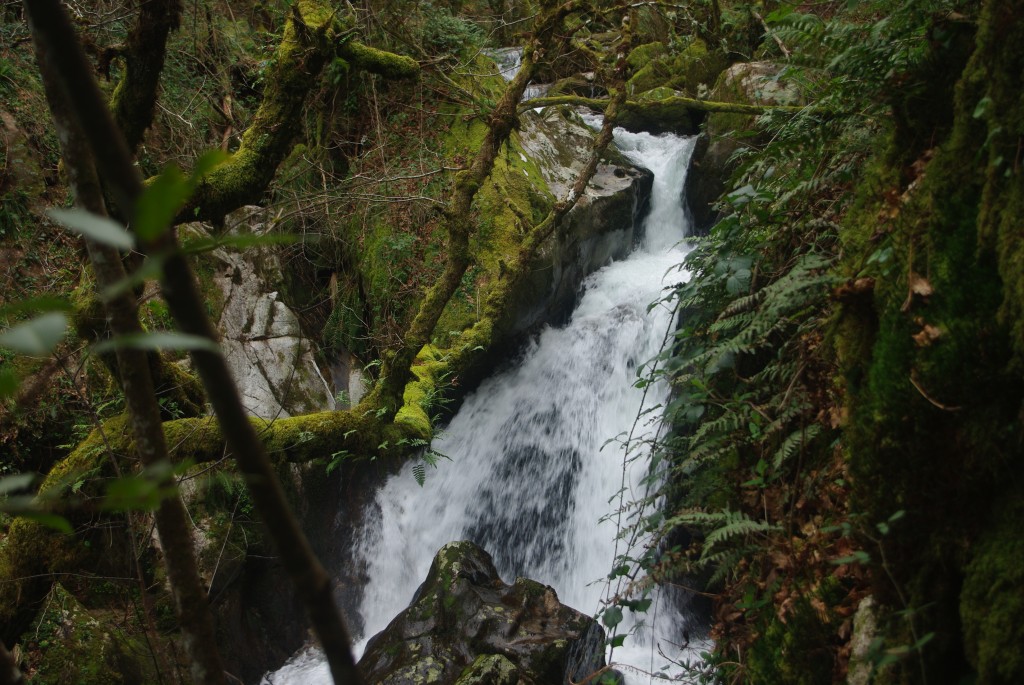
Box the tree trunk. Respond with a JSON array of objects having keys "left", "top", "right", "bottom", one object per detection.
[
  {"left": 29, "top": 16, "right": 228, "bottom": 685},
  {"left": 24, "top": 2, "right": 365, "bottom": 682}
]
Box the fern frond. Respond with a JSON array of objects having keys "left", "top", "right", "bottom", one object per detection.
[{"left": 770, "top": 424, "right": 822, "bottom": 469}]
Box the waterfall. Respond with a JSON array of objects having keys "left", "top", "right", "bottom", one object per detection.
[
  {"left": 264, "top": 127, "right": 703, "bottom": 684},
  {"left": 484, "top": 46, "right": 551, "bottom": 100}
]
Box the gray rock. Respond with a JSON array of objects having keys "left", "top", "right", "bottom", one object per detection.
[
  {"left": 205, "top": 206, "right": 336, "bottom": 419},
  {"left": 359, "top": 541, "right": 607, "bottom": 685},
  {"left": 847, "top": 595, "right": 879, "bottom": 685},
  {"left": 685, "top": 61, "right": 802, "bottom": 235},
  {"left": 508, "top": 107, "right": 653, "bottom": 336}
]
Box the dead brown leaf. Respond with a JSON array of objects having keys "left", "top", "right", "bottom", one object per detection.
[{"left": 912, "top": 324, "right": 942, "bottom": 347}]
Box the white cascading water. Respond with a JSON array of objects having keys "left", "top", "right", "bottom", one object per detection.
[{"left": 265, "top": 127, "right": 703, "bottom": 684}]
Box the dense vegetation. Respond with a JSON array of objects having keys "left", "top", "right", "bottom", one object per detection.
[{"left": 0, "top": 0, "right": 1021, "bottom": 683}]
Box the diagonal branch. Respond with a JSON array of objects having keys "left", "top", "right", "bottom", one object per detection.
[
  {"left": 372, "top": 0, "right": 587, "bottom": 415},
  {"left": 22, "top": 2, "right": 366, "bottom": 682}
]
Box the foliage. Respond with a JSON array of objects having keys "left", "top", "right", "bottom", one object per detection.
[
  {"left": 416, "top": 2, "right": 487, "bottom": 57},
  {"left": 603, "top": 1, "right": 988, "bottom": 681}
]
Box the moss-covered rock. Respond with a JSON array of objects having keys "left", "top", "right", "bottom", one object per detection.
[
  {"left": 685, "top": 61, "right": 803, "bottom": 233},
  {"left": 454, "top": 653, "right": 529, "bottom": 685},
  {"left": 960, "top": 493, "right": 1024, "bottom": 684},
  {"left": 19, "top": 584, "right": 158, "bottom": 685},
  {"left": 359, "top": 541, "right": 604, "bottom": 685},
  {"left": 627, "top": 39, "right": 728, "bottom": 98}
]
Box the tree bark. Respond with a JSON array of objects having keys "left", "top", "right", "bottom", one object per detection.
[
  {"left": 23, "top": 2, "right": 365, "bottom": 682},
  {"left": 109, "top": 0, "right": 183, "bottom": 153},
  {"left": 29, "top": 15, "right": 227, "bottom": 685}
]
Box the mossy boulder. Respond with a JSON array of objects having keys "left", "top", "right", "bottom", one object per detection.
[
  {"left": 686, "top": 61, "right": 802, "bottom": 233},
  {"left": 960, "top": 494, "right": 1024, "bottom": 684},
  {"left": 19, "top": 584, "right": 157, "bottom": 685},
  {"left": 627, "top": 39, "right": 728, "bottom": 98},
  {"left": 359, "top": 541, "right": 605, "bottom": 685}
]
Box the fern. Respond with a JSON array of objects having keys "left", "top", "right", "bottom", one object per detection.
[
  {"left": 770, "top": 424, "right": 822, "bottom": 469},
  {"left": 703, "top": 511, "right": 778, "bottom": 551}
]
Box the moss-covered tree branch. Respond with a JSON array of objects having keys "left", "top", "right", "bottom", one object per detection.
[
  {"left": 178, "top": 4, "right": 417, "bottom": 224},
  {"left": 109, "top": 0, "right": 182, "bottom": 153},
  {"left": 339, "top": 40, "right": 419, "bottom": 79},
  {"left": 372, "top": 0, "right": 586, "bottom": 415},
  {"left": 520, "top": 93, "right": 806, "bottom": 116}
]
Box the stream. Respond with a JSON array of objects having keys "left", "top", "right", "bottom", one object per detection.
[{"left": 265, "top": 124, "right": 704, "bottom": 684}]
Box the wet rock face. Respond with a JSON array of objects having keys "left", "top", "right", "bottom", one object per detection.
[
  {"left": 359, "top": 541, "right": 607, "bottom": 685},
  {"left": 685, "top": 62, "right": 802, "bottom": 235},
  {"left": 207, "top": 206, "right": 336, "bottom": 419},
  {"left": 511, "top": 107, "right": 653, "bottom": 336}
]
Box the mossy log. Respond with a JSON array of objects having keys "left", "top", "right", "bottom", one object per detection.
[{"left": 519, "top": 93, "right": 805, "bottom": 132}]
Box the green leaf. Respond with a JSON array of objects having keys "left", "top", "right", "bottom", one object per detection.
[
  {"left": 973, "top": 96, "right": 992, "bottom": 119},
  {"left": 135, "top": 165, "right": 189, "bottom": 241},
  {"left": 601, "top": 606, "right": 623, "bottom": 628},
  {"left": 609, "top": 634, "right": 626, "bottom": 648},
  {"left": 0, "top": 473, "right": 35, "bottom": 495},
  {"left": 0, "top": 296, "right": 72, "bottom": 318},
  {"left": 135, "top": 150, "right": 230, "bottom": 240},
  {"left": 102, "top": 461, "right": 180, "bottom": 512},
  {"left": 190, "top": 148, "right": 231, "bottom": 181},
  {"left": 0, "top": 312, "right": 68, "bottom": 355},
  {"left": 48, "top": 208, "right": 134, "bottom": 250},
  {"left": 832, "top": 550, "right": 871, "bottom": 565},
  {"left": 0, "top": 367, "right": 18, "bottom": 399},
  {"left": 631, "top": 597, "right": 653, "bottom": 613},
  {"left": 92, "top": 331, "right": 221, "bottom": 355},
  {"left": 20, "top": 511, "right": 73, "bottom": 534},
  {"left": 99, "top": 255, "right": 167, "bottom": 302},
  {"left": 607, "top": 563, "right": 630, "bottom": 579}
]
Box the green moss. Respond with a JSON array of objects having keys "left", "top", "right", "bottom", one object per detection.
[
  {"left": 455, "top": 654, "right": 522, "bottom": 685},
  {"left": 22, "top": 584, "right": 156, "bottom": 685},
  {"left": 961, "top": 492, "right": 1024, "bottom": 684},
  {"left": 338, "top": 40, "right": 419, "bottom": 79},
  {"left": 627, "top": 41, "right": 668, "bottom": 71},
  {"left": 628, "top": 39, "right": 727, "bottom": 96}
]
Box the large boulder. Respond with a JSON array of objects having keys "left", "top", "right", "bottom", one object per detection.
[
  {"left": 512, "top": 107, "right": 653, "bottom": 335},
  {"left": 197, "top": 206, "right": 337, "bottom": 419},
  {"left": 359, "top": 541, "right": 608, "bottom": 685},
  {"left": 685, "top": 61, "right": 802, "bottom": 234}
]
